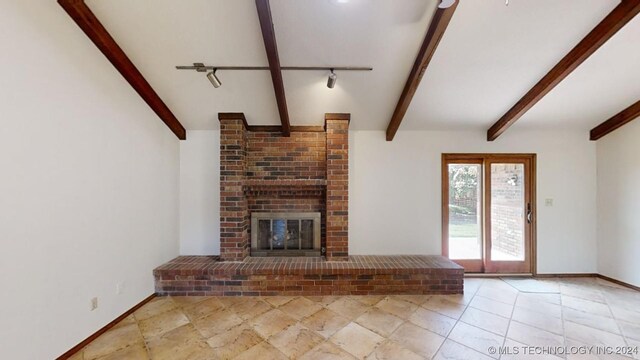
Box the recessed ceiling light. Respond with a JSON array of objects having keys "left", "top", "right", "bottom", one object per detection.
[{"left": 329, "top": 0, "right": 349, "bottom": 5}]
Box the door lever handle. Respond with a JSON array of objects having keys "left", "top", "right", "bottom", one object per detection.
[{"left": 527, "top": 203, "right": 532, "bottom": 224}]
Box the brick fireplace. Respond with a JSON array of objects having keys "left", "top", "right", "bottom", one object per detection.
[
  {"left": 153, "top": 113, "right": 464, "bottom": 297},
  {"left": 219, "top": 112, "right": 350, "bottom": 261}
]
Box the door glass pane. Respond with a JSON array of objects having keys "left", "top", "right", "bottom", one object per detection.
[
  {"left": 490, "top": 163, "right": 525, "bottom": 261},
  {"left": 448, "top": 164, "right": 482, "bottom": 259}
]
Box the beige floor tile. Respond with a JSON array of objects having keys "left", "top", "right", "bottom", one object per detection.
[
  {"left": 191, "top": 308, "right": 243, "bottom": 338},
  {"left": 421, "top": 296, "right": 467, "bottom": 319},
  {"left": 330, "top": 322, "right": 385, "bottom": 359},
  {"left": 610, "top": 306, "right": 640, "bottom": 325},
  {"left": 393, "top": 295, "right": 427, "bottom": 306},
  {"left": 133, "top": 297, "right": 177, "bottom": 322},
  {"left": 269, "top": 323, "right": 324, "bottom": 358},
  {"left": 512, "top": 306, "right": 564, "bottom": 335},
  {"left": 442, "top": 292, "right": 475, "bottom": 305},
  {"left": 375, "top": 297, "right": 418, "bottom": 319},
  {"left": 83, "top": 323, "right": 144, "bottom": 360},
  {"left": 476, "top": 286, "right": 518, "bottom": 305},
  {"left": 181, "top": 297, "right": 226, "bottom": 321},
  {"left": 328, "top": 297, "right": 371, "bottom": 319},
  {"left": 352, "top": 295, "right": 386, "bottom": 306},
  {"left": 306, "top": 295, "right": 340, "bottom": 307},
  {"left": 564, "top": 321, "right": 627, "bottom": 348},
  {"left": 560, "top": 285, "right": 606, "bottom": 303},
  {"left": 278, "top": 296, "right": 324, "bottom": 320},
  {"left": 448, "top": 322, "right": 503, "bottom": 359},
  {"left": 507, "top": 321, "right": 564, "bottom": 349},
  {"left": 460, "top": 306, "right": 510, "bottom": 336},
  {"left": 354, "top": 308, "right": 404, "bottom": 337},
  {"left": 112, "top": 314, "right": 137, "bottom": 330},
  {"left": 229, "top": 298, "right": 272, "bottom": 321},
  {"left": 408, "top": 307, "right": 457, "bottom": 336},
  {"left": 563, "top": 307, "right": 621, "bottom": 334},
  {"left": 619, "top": 321, "right": 640, "bottom": 341},
  {"left": 365, "top": 340, "right": 423, "bottom": 360},
  {"left": 389, "top": 322, "right": 445, "bottom": 359},
  {"left": 234, "top": 341, "right": 288, "bottom": 360},
  {"left": 206, "top": 323, "right": 263, "bottom": 359},
  {"left": 562, "top": 295, "right": 612, "bottom": 318},
  {"left": 263, "top": 296, "right": 296, "bottom": 307},
  {"left": 565, "top": 338, "right": 631, "bottom": 360},
  {"left": 302, "top": 308, "right": 351, "bottom": 339},
  {"left": 502, "top": 339, "right": 564, "bottom": 360},
  {"left": 434, "top": 339, "right": 494, "bottom": 360},
  {"left": 169, "top": 296, "right": 209, "bottom": 307},
  {"left": 515, "top": 294, "right": 562, "bottom": 318},
  {"left": 299, "top": 341, "right": 356, "bottom": 360},
  {"left": 95, "top": 342, "right": 149, "bottom": 360},
  {"left": 216, "top": 296, "right": 248, "bottom": 308},
  {"left": 469, "top": 295, "right": 513, "bottom": 318},
  {"left": 145, "top": 324, "right": 215, "bottom": 360},
  {"left": 249, "top": 308, "right": 297, "bottom": 339},
  {"left": 138, "top": 308, "right": 190, "bottom": 339},
  {"left": 517, "top": 292, "right": 562, "bottom": 305}
]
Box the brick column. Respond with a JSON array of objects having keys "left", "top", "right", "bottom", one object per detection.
[
  {"left": 218, "top": 113, "right": 249, "bottom": 261},
  {"left": 325, "top": 113, "right": 350, "bottom": 261}
]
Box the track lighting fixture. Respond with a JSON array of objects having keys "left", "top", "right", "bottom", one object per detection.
[
  {"left": 438, "top": 0, "right": 456, "bottom": 9},
  {"left": 207, "top": 69, "right": 222, "bottom": 88},
  {"left": 327, "top": 69, "right": 337, "bottom": 89}
]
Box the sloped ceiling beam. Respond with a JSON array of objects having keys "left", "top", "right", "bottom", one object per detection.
[
  {"left": 255, "top": 0, "right": 291, "bottom": 137},
  {"left": 385, "top": 2, "right": 458, "bottom": 141},
  {"left": 58, "top": 0, "right": 186, "bottom": 140},
  {"left": 487, "top": 0, "right": 640, "bottom": 141},
  {"left": 590, "top": 99, "right": 640, "bottom": 140}
]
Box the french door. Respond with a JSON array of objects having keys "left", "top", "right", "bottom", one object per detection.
[{"left": 442, "top": 154, "right": 536, "bottom": 274}]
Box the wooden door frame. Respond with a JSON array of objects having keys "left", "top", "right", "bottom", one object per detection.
[{"left": 442, "top": 154, "right": 537, "bottom": 275}]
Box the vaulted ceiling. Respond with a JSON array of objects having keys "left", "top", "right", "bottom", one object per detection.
[{"left": 84, "top": 0, "right": 639, "bottom": 134}]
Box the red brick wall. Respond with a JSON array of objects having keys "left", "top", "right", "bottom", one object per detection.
[
  {"left": 246, "top": 132, "right": 326, "bottom": 181},
  {"left": 219, "top": 118, "right": 249, "bottom": 261},
  {"left": 219, "top": 113, "right": 349, "bottom": 261},
  {"left": 326, "top": 116, "right": 349, "bottom": 260}
]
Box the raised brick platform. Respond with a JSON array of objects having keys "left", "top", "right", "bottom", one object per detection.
[{"left": 154, "top": 255, "right": 464, "bottom": 296}]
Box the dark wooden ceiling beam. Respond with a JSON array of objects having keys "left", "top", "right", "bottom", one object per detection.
[
  {"left": 487, "top": 0, "right": 640, "bottom": 141},
  {"left": 58, "top": 0, "right": 186, "bottom": 140},
  {"left": 385, "top": 3, "right": 458, "bottom": 141},
  {"left": 590, "top": 100, "right": 640, "bottom": 140},
  {"left": 255, "top": 0, "right": 291, "bottom": 137}
]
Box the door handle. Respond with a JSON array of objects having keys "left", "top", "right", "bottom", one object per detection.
[{"left": 527, "top": 203, "right": 532, "bottom": 224}]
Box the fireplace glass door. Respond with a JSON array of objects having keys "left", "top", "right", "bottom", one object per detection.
[{"left": 251, "top": 212, "right": 321, "bottom": 256}]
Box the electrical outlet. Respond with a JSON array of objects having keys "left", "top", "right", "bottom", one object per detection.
[
  {"left": 116, "top": 282, "right": 125, "bottom": 295},
  {"left": 90, "top": 297, "right": 98, "bottom": 311},
  {"left": 545, "top": 198, "right": 554, "bottom": 207}
]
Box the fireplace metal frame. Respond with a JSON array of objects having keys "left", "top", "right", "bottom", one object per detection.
[{"left": 250, "top": 212, "right": 321, "bottom": 254}]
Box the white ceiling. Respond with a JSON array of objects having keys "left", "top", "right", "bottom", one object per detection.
[{"left": 86, "top": 0, "right": 638, "bottom": 133}]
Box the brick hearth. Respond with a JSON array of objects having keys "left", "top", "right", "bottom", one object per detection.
[{"left": 154, "top": 255, "right": 464, "bottom": 296}]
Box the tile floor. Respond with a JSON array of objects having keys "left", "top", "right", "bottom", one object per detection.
[{"left": 70, "top": 277, "right": 640, "bottom": 359}]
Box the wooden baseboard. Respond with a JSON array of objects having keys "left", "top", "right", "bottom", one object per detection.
[
  {"left": 597, "top": 274, "right": 640, "bottom": 292},
  {"left": 56, "top": 293, "right": 156, "bottom": 360},
  {"left": 534, "top": 273, "right": 598, "bottom": 278}
]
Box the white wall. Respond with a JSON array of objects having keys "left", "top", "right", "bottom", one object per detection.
[
  {"left": 180, "top": 130, "right": 220, "bottom": 255},
  {"left": 596, "top": 120, "right": 640, "bottom": 287},
  {"left": 349, "top": 130, "right": 598, "bottom": 274},
  {"left": 0, "top": 2, "right": 179, "bottom": 359},
  {"left": 178, "top": 128, "right": 598, "bottom": 274}
]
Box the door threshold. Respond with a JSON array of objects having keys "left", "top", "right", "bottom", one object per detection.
[{"left": 465, "top": 273, "right": 532, "bottom": 278}]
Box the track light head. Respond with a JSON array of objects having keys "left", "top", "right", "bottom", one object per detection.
[
  {"left": 327, "top": 69, "right": 337, "bottom": 89},
  {"left": 207, "top": 69, "right": 222, "bottom": 88}
]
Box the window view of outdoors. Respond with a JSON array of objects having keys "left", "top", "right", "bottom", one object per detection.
[{"left": 448, "top": 164, "right": 482, "bottom": 259}]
